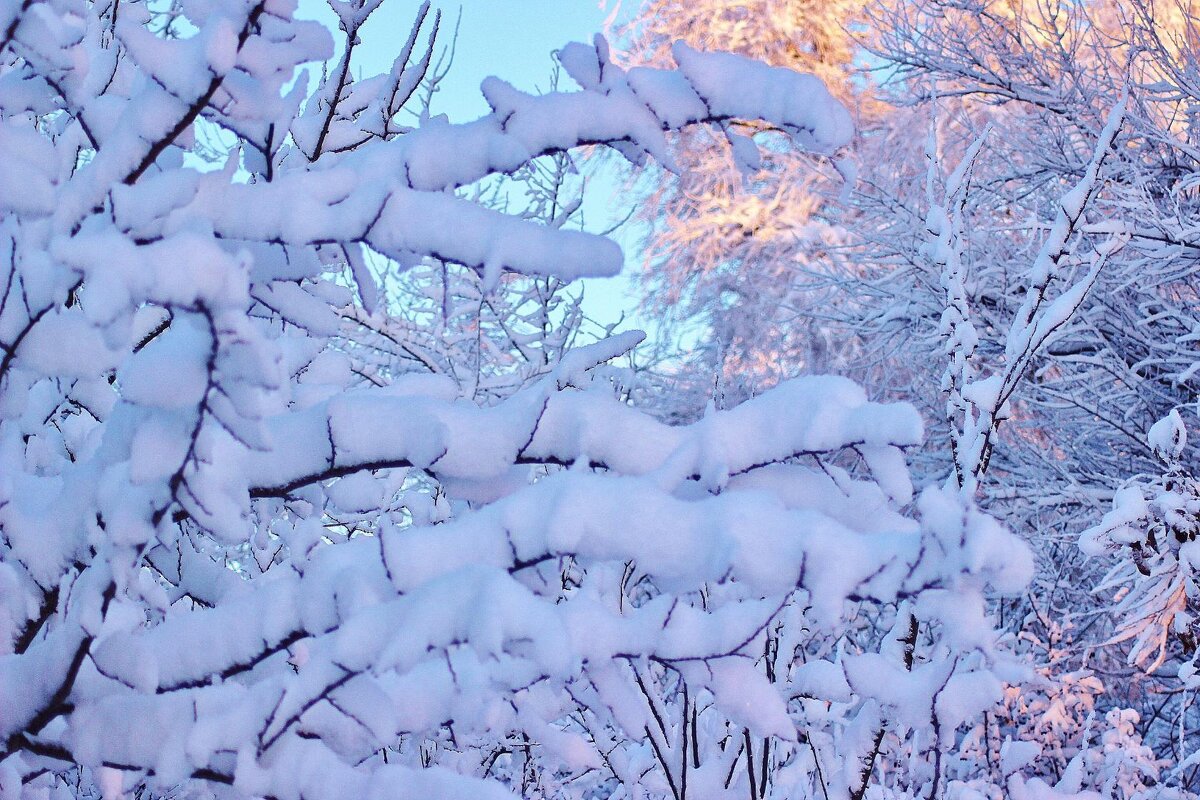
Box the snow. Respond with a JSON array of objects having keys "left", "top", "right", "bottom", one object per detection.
[
  {"left": 1148, "top": 409, "right": 1187, "bottom": 461},
  {"left": 119, "top": 318, "right": 213, "bottom": 409},
  {"left": 1080, "top": 486, "right": 1150, "bottom": 555},
  {"left": 670, "top": 42, "right": 853, "bottom": 152}
]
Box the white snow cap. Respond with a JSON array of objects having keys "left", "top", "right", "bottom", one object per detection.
[{"left": 1148, "top": 408, "right": 1187, "bottom": 461}]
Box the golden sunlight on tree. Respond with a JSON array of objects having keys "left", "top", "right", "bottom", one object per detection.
[
  {"left": 612, "top": 0, "right": 879, "bottom": 409},
  {"left": 615, "top": 0, "right": 1200, "bottom": 418}
]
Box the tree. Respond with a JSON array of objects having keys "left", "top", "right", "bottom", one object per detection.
[
  {"left": 864, "top": 1, "right": 1200, "bottom": 759},
  {"left": 0, "top": 2, "right": 1041, "bottom": 800},
  {"left": 616, "top": 0, "right": 1200, "bottom": 792}
]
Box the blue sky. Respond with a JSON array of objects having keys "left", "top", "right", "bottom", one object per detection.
[{"left": 375, "top": 2, "right": 623, "bottom": 120}]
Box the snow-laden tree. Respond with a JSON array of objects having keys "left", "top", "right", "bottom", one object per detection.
[
  {"left": 0, "top": 2, "right": 1041, "bottom": 800},
  {"left": 614, "top": 0, "right": 1200, "bottom": 793},
  {"left": 863, "top": 1, "right": 1200, "bottom": 759}
]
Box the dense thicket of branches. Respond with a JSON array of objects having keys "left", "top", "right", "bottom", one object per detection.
[{"left": 618, "top": 0, "right": 1200, "bottom": 796}]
